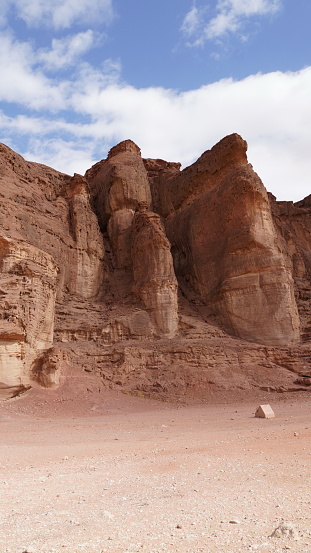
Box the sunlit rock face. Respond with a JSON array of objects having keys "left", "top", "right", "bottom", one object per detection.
[
  {"left": 0, "top": 236, "right": 57, "bottom": 395},
  {"left": 86, "top": 140, "right": 152, "bottom": 271},
  {"left": 159, "top": 134, "right": 300, "bottom": 345},
  {"left": 166, "top": 163, "right": 300, "bottom": 345},
  {"left": 0, "top": 133, "right": 309, "bottom": 402},
  {"left": 86, "top": 140, "right": 178, "bottom": 338},
  {"left": 0, "top": 144, "right": 105, "bottom": 397}
]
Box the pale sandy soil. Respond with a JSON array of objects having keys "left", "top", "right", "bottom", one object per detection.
[{"left": 0, "top": 389, "right": 311, "bottom": 553}]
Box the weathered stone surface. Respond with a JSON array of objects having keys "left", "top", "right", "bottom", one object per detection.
[
  {"left": 86, "top": 140, "right": 152, "bottom": 275},
  {"left": 143, "top": 158, "right": 181, "bottom": 216},
  {"left": 0, "top": 235, "right": 57, "bottom": 395},
  {"left": 131, "top": 211, "right": 178, "bottom": 338},
  {"left": 269, "top": 522, "right": 299, "bottom": 539},
  {"left": 269, "top": 195, "right": 311, "bottom": 343},
  {"left": 1, "top": 134, "right": 311, "bottom": 401},
  {"left": 107, "top": 208, "right": 135, "bottom": 270},
  {"left": 31, "top": 346, "right": 67, "bottom": 388},
  {"left": 255, "top": 404, "right": 275, "bottom": 418},
  {"left": 86, "top": 140, "right": 152, "bottom": 227},
  {"left": 62, "top": 173, "right": 105, "bottom": 298},
  {"left": 147, "top": 133, "right": 248, "bottom": 217},
  {"left": 86, "top": 140, "right": 178, "bottom": 337},
  {"left": 165, "top": 141, "right": 300, "bottom": 346},
  {"left": 0, "top": 144, "right": 106, "bottom": 396},
  {"left": 0, "top": 144, "right": 105, "bottom": 302}
]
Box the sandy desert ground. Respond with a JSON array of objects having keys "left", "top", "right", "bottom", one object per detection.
[{"left": 0, "top": 388, "right": 311, "bottom": 553}]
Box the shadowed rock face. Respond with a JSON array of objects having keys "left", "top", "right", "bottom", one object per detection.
[
  {"left": 63, "top": 173, "right": 105, "bottom": 299},
  {"left": 0, "top": 134, "right": 309, "bottom": 399}
]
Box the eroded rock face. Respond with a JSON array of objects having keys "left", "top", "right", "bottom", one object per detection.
[
  {"left": 131, "top": 211, "right": 178, "bottom": 338},
  {"left": 86, "top": 140, "right": 152, "bottom": 273},
  {"left": 0, "top": 134, "right": 310, "bottom": 401},
  {"left": 86, "top": 140, "right": 178, "bottom": 337},
  {"left": 166, "top": 163, "right": 300, "bottom": 345},
  {"left": 107, "top": 209, "right": 135, "bottom": 270},
  {"left": 0, "top": 144, "right": 106, "bottom": 302},
  {"left": 63, "top": 173, "right": 105, "bottom": 298},
  {"left": 0, "top": 145, "right": 106, "bottom": 396},
  {"left": 0, "top": 236, "right": 57, "bottom": 395},
  {"left": 146, "top": 133, "right": 248, "bottom": 217},
  {"left": 86, "top": 139, "right": 152, "bottom": 226}
]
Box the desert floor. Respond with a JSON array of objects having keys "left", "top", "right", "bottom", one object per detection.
[{"left": 0, "top": 389, "right": 311, "bottom": 553}]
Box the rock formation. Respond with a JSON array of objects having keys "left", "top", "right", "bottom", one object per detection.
[
  {"left": 0, "top": 135, "right": 311, "bottom": 400},
  {"left": 86, "top": 140, "right": 151, "bottom": 272},
  {"left": 0, "top": 235, "right": 57, "bottom": 395},
  {"left": 164, "top": 135, "right": 299, "bottom": 345},
  {"left": 85, "top": 140, "right": 178, "bottom": 336},
  {"left": 131, "top": 210, "right": 178, "bottom": 338}
]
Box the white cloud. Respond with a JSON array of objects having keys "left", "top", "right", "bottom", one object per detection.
[
  {"left": 37, "top": 30, "right": 101, "bottom": 71},
  {"left": 60, "top": 65, "right": 311, "bottom": 201},
  {"left": 0, "top": 32, "right": 119, "bottom": 111},
  {"left": 181, "top": 5, "right": 203, "bottom": 37},
  {"left": 181, "top": 0, "right": 282, "bottom": 45},
  {"left": 0, "top": 0, "right": 114, "bottom": 30},
  {"left": 220, "top": 0, "right": 281, "bottom": 17},
  {"left": 0, "top": 33, "right": 68, "bottom": 110},
  {"left": 22, "top": 138, "right": 97, "bottom": 175}
]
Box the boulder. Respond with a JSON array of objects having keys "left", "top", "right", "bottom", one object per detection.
[{"left": 255, "top": 405, "right": 275, "bottom": 419}]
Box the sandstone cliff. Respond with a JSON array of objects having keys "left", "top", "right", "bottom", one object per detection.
[{"left": 0, "top": 136, "right": 310, "bottom": 401}]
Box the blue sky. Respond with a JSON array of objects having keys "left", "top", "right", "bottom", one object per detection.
[{"left": 0, "top": 0, "right": 310, "bottom": 200}]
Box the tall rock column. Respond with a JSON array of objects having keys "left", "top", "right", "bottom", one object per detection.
[
  {"left": 131, "top": 211, "right": 178, "bottom": 338},
  {"left": 86, "top": 140, "right": 179, "bottom": 337},
  {"left": 64, "top": 174, "right": 105, "bottom": 298},
  {"left": 86, "top": 140, "right": 152, "bottom": 271},
  {"left": 165, "top": 135, "right": 300, "bottom": 346}
]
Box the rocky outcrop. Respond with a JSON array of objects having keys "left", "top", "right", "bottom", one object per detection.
[
  {"left": 131, "top": 211, "right": 178, "bottom": 338},
  {"left": 145, "top": 133, "right": 248, "bottom": 217},
  {"left": 0, "top": 144, "right": 105, "bottom": 397},
  {"left": 0, "top": 235, "right": 57, "bottom": 396},
  {"left": 63, "top": 173, "right": 105, "bottom": 299},
  {"left": 0, "top": 143, "right": 105, "bottom": 302},
  {"left": 0, "top": 135, "right": 311, "bottom": 401},
  {"left": 269, "top": 195, "right": 311, "bottom": 343},
  {"left": 86, "top": 140, "right": 178, "bottom": 337},
  {"left": 86, "top": 140, "right": 151, "bottom": 271},
  {"left": 165, "top": 162, "right": 300, "bottom": 345}
]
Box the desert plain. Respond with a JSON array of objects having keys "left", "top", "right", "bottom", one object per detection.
[{"left": 1, "top": 388, "right": 310, "bottom": 553}]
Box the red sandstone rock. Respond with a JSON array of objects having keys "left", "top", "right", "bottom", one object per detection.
[
  {"left": 166, "top": 162, "right": 300, "bottom": 345},
  {"left": 86, "top": 140, "right": 152, "bottom": 227},
  {"left": 0, "top": 135, "right": 310, "bottom": 401},
  {"left": 0, "top": 235, "right": 57, "bottom": 395},
  {"left": 131, "top": 210, "right": 178, "bottom": 338}
]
